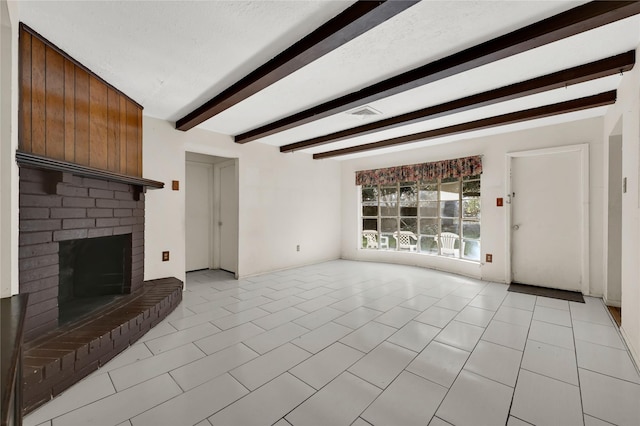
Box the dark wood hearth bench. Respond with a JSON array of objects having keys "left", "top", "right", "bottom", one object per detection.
[{"left": 20, "top": 277, "right": 183, "bottom": 415}]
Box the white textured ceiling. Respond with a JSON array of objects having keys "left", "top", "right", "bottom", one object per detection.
[{"left": 17, "top": 1, "right": 640, "bottom": 160}]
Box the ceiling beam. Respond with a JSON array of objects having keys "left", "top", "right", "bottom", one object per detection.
[
  {"left": 236, "top": 1, "right": 640, "bottom": 144},
  {"left": 281, "top": 51, "right": 635, "bottom": 152},
  {"left": 175, "top": 0, "right": 419, "bottom": 131},
  {"left": 312, "top": 91, "right": 616, "bottom": 160}
]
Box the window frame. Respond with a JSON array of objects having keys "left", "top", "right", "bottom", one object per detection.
[{"left": 360, "top": 175, "right": 481, "bottom": 262}]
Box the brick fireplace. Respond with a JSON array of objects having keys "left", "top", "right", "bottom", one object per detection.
[
  {"left": 19, "top": 167, "right": 145, "bottom": 341},
  {"left": 14, "top": 25, "right": 184, "bottom": 414}
]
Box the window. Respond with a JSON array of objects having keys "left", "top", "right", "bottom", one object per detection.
[{"left": 360, "top": 174, "right": 481, "bottom": 261}]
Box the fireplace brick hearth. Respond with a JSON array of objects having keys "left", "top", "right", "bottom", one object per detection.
[
  {"left": 22, "top": 277, "right": 183, "bottom": 414},
  {"left": 19, "top": 167, "right": 145, "bottom": 341}
]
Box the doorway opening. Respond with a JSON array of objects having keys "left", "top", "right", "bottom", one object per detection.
[{"left": 185, "top": 152, "right": 239, "bottom": 276}]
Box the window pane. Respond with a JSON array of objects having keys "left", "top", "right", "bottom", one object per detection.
[
  {"left": 362, "top": 206, "right": 378, "bottom": 216},
  {"left": 463, "top": 239, "right": 481, "bottom": 261},
  {"left": 440, "top": 200, "right": 459, "bottom": 217},
  {"left": 441, "top": 218, "right": 459, "bottom": 234},
  {"left": 463, "top": 180, "right": 481, "bottom": 198},
  {"left": 363, "top": 219, "right": 377, "bottom": 231},
  {"left": 380, "top": 217, "right": 397, "bottom": 250},
  {"left": 362, "top": 186, "right": 378, "bottom": 202},
  {"left": 419, "top": 218, "right": 438, "bottom": 235},
  {"left": 380, "top": 186, "right": 397, "bottom": 201},
  {"left": 419, "top": 202, "right": 438, "bottom": 217},
  {"left": 381, "top": 218, "right": 398, "bottom": 233},
  {"left": 419, "top": 236, "right": 438, "bottom": 253},
  {"left": 399, "top": 184, "right": 417, "bottom": 206},
  {"left": 380, "top": 207, "right": 397, "bottom": 216},
  {"left": 462, "top": 221, "right": 480, "bottom": 239},
  {"left": 462, "top": 199, "right": 480, "bottom": 219},
  {"left": 400, "top": 206, "right": 417, "bottom": 216},
  {"left": 380, "top": 186, "right": 397, "bottom": 216},
  {"left": 400, "top": 218, "right": 417, "bottom": 233},
  {"left": 419, "top": 182, "right": 438, "bottom": 201},
  {"left": 441, "top": 180, "right": 459, "bottom": 197}
]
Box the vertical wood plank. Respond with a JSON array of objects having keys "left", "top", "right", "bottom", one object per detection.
[
  {"left": 64, "top": 59, "right": 75, "bottom": 162},
  {"left": 19, "top": 29, "right": 32, "bottom": 152},
  {"left": 107, "top": 88, "right": 119, "bottom": 171},
  {"left": 126, "top": 100, "right": 138, "bottom": 176},
  {"left": 137, "top": 107, "right": 142, "bottom": 176},
  {"left": 89, "top": 75, "right": 108, "bottom": 170},
  {"left": 45, "top": 46, "right": 65, "bottom": 160},
  {"left": 19, "top": 26, "right": 144, "bottom": 177},
  {"left": 74, "top": 67, "right": 90, "bottom": 165},
  {"left": 30, "top": 36, "right": 46, "bottom": 156},
  {"left": 119, "top": 95, "right": 127, "bottom": 174}
]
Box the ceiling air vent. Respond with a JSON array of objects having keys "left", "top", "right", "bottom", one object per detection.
[{"left": 348, "top": 106, "right": 381, "bottom": 118}]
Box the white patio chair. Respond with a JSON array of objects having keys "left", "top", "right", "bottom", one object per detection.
[
  {"left": 435, "top": 232, "right": 464, "bottom": 256},
  {"left": 362, "top": 230, "right": 389, "bottom": 250},
  {"left": 393, "top": 231, "right": 418, "bottom": 251}
]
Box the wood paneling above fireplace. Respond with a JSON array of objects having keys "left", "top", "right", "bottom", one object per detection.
[{"left": 19, "top": 24, "right": 143, "bottom": 177}]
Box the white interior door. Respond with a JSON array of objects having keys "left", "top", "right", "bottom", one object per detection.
[
  {"left": 218, "top": 161, "right": 238, "bottom": 273},
  {"left": 185, "top": 161, "right": 212, "bottom": 272},
  {"left": 510, "top": 146, "right": 587, "bottom": 292}
]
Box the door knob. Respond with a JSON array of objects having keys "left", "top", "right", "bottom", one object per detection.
[{"left": 513, "top": 224, "right": 520, "bottom": 230}]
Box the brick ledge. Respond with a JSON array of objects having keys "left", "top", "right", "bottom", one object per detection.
[{"left": 21, "top": 277, "right": 183, "bottom": 415}]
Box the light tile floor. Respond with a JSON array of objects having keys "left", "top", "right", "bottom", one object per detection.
[{"left": 25, "top": 260, "right": 640, "bottom": 426}]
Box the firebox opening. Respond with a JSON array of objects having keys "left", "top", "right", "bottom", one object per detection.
[{"left": 58, "top": 234, "right": 132, "bottom": 324}]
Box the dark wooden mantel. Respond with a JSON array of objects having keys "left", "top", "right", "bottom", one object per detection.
[{"left": 16, "top": 151, "right": 164, "bottom": 193}]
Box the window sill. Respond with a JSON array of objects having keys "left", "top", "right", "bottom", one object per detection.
[{"left": 357, "top": 248, "right": 481, "bottom": 264}]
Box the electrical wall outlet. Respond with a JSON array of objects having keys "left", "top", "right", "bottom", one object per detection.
[
  {"left": 172, "top": 180, "right": 179, "bottom": 191},
  {"left": 486, "top": 254, "right": 493, "bottom": 263},
  {"left": 162, "top": 251, "right": 170, "bottom": 261},
  {"left": 296, "top": 245, "right": 300, "bottom": 252}
]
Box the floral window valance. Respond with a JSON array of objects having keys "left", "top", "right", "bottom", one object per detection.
[{"left": 355, "top": 155, "right": 482, "bottom": 186}]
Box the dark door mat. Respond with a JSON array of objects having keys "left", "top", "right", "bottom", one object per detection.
[{"left": 508, "top": 282, "right": 585, "bottom": 303}]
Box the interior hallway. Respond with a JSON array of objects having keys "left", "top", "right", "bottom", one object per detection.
[{"left": 24, "top": 260, "right": 640, "bottom": 426}]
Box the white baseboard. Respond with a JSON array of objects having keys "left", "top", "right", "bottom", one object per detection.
[
  {"left": 620, "top": 326, "right": 640, "bottom": 373},
  {"left": 602, "top": 296, "right": 621, "bottom": 307},
  {"left": 236, "top": 256, "right": 341, "bottom": 280}
]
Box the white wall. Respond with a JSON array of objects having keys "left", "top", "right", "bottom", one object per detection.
[
  {"left": 603, "top": 44, "right": 640, "bottom": 366},
  {"left": 606, "top": 134, "right": 622, "bottom": 306},
  {"left": 143, "top": 117, "right": 342, "bottom": 283},
  {"left": 0, "top": 0, "right": 19, "bottom": 297},
  {"left": 341, "top": 117, "right": 606, "bottom": 295}
]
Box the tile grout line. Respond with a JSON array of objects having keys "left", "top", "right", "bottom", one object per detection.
[
  {"left": 494, "top": 294, "right": 534, "bottom": 424},
  {"left": 413, "top": 290, "right": 505, "bottom": 424},
  {"left": 568, "top": 299, "right": 587, "bottom": 426}
]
